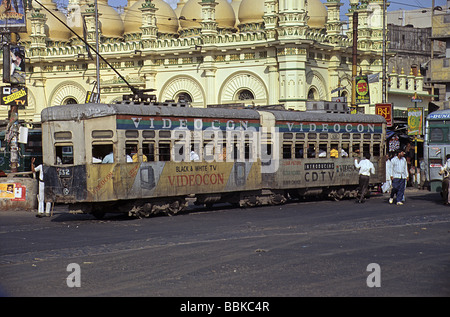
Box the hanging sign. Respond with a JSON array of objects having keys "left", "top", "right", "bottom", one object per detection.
[
  {"left": 375, "top": 103, "right": 393, "bottom": 127},
  {"left": 1, "top": 86, "right": 27, "bottom": 108},
  {"left": 355, "top": 75, "right": 370, "bottom": 105},
  {"left": 407, "top": 107, "right": 423, "bottom": 135}
]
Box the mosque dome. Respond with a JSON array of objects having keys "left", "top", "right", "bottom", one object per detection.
[
  {"left": 123, "top": 0, "right": 179, "bottom": 35},
  {"left": 82, "top": 0, "right": 124, "bottom": 38},
  {"left": 179, "top": 0, "right": 236, "bottom": 30},
  {"left": 238, "top": 0, "right": 327, "bottom": 28},
  {"left": 19, "top": 0, "right": 71, "bottom": 42},
  {"left": 307, "top": 0, "right": 328, "bottom": 29}
]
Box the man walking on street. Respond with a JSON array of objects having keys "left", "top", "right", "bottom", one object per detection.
[
  {"left": 354, "top": 153, "right": 375, "bottom": 203},
  {"left": 439, "top": 154, "right": 450, "bottom": 205},
  {"left": 389, "top": 149, "right": 409, "bottom": 205}
]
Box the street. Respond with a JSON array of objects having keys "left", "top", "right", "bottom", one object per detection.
[{"left": 0, "top": 188, "right": 449, "bottom": 299}]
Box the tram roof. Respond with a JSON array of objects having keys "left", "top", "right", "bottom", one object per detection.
[
  {"left": 265, "top": 110, "right": 386, "bottom": 123},
  {"left": 41, "top": 103, "right": 261, "bottom": 122},
  {"left": 41, "top": 103, "right": 386, "bottom": 124},
  {"left": 427, "top": 109, "right": 450, "bottom": 120}
]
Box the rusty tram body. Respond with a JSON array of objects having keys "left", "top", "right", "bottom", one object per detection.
[{"left": 41, "top": 102, "right": 386, "bottom": 218}]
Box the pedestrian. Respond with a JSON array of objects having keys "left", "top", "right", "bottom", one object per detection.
[
  {"left": 439, "top": 154, "right": 450, "bottom": 205},
  {"left": 382, "top": 153, "right": 392, "bottom": 193},
  {"left": 354, "top": 152, "right": 375, "bottom": 203},
  {"left": 389, "top": 149, "right": 409, "bottom": 205},
  {"left": 31, "top": 157, "right": 51, "bottom": 217}
]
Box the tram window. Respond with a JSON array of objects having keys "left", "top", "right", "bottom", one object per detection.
[
  {"left": 143, "top": 130, "right": 155, "bottom": 138},
  {"left": 319, "top": 133, "right": 328, "bottom": 140},
  {"left": 295, "top": 143, "right": 304, "bottom": 158},
  {"left": 318, "top": 143, "right": 327, "bottom": 158},
  {"left": 363, "top": 143, "right": 371, "bottom": 158},
  {"left": 308, "top": 133, "right": 317, "bottom": 139},
  {"left": 159, "top": 142, "right": 171, "bottom": 161},
  {"left": 373, "top": 143, "right": 381, "bottom": 157},
  {"left": 296, "top": 133, "right": 305, "bottom": 139},
  {"left": 330, "top": 144, "right": 339, "bottom": 158},
  {"left": 54, "top": 131, "right": 72, "bottom": 140},
  {"left": 373, "top": 134, "right": 381, "bottom": 140},
  {"left": 244, "top": 142, "right": 252, "bottom": 160},
  {"left": 342, "top": 133, "right": 350, "bottom": 140},
  {"left": 231, "top": 143, "right": 240, "bottom": 161},
  {"left": 352, "top": 144, "right": 361, "bottom": 157},
  {"left": 363, "top": 133, "right": 371, "bottom": 140},
  {"left": 125, "top": 130, "right": 139, "bottom": 138},
  {"left": 143, "top": 142, "right": 155, "bottom": 161},
  {"left": 261, "top": 142, "right": 272, "bottom": 161},
  {"left": 204, "top": 141, "right": 214, "bottom": 162},
  {"left": 55, "top": 144, "right": 73, "bottom": 164},
  {"left": 341, "top": 143, "right": 350, "bottom": 157},
  {"left": 430, "top": 128, "right": 444, "bottom": 142},
  {"left": 92, "top": 144, "right": 113, "bottom": 163},
  {"left": 283, "top": 133, "right": 293, "bottom": 139},
  {"left": 190, "top": 143, "right": 201, "bottom": 161},
  {"left": 282, "top": 143, "right": 292, "bottom": 159},
  {"left": 125, "top": 142, "right": 137, "bottom": 163},
  {"left": 92, "top": 130, "right": 113, "bottom": 138},
  {"left": 307, "top": 144, "right": 316, "bottom": 158},
  {"left": 353, "top": 134, "right": 361, "bottom": 140},
  {"left": 159, "top": 131, "right": 171, "bottom": 138}
]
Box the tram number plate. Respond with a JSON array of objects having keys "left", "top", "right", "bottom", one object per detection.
[{"left": 58, "top": 168, "right": 71, "bottom": 178}]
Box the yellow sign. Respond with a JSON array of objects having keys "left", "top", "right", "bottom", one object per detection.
[{"left": 407, "top": 107, "right": 423, "bottom": 135}]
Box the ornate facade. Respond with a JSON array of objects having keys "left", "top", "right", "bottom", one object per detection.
[{"left": 0, "top": 0, "right": 432, "bottom": 125}]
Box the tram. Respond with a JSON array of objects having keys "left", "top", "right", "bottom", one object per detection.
[
  {"left": 40, "top": 102, "right": 386, "bottom": 218},
  {"left": 424, "top": 109, "right": 450, "bottom": 192}
]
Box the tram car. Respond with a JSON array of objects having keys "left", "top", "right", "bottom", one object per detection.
[{"left": 41, "top": 102, "right": 386, "bottom": 218}]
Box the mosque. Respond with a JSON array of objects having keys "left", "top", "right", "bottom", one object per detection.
[{"left": 1, "top": 0, "right": 432, "bottom": 125}]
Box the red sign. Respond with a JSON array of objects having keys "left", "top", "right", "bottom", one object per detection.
[{"left": 375, "top": 103, "right": 393, "bottom": 127}]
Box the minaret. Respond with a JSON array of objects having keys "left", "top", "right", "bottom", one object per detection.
[
  {"left": 200, "top": 0, "right": 218, "bottom": 44},
  {"left": 263, "top": 0, "right": 278, "bottom": 40},
  {"left": 277, "top": 0, "right": 307, "bottom": 40},
  {"left": 325, "top": 0, "right": 343, "bottom": 43},
  {"left": 29, "top": 7, "right": 47, "bottom": 51},
  {"left": 140, "top": 0, "right": 158, "bottom": 44}
]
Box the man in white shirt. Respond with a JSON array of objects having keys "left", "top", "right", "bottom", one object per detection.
[
  {"left": 439, "top": 154, "right": 450, "bottom": 205},
  {"left": 354, "top": 153, "right": 375, "bottom": 203},
  {"left": 389, "top": 149, "right": 409, "bottom": 205},
  {"left": 31, "top": 157, "right": 51, "bottom": 217}
]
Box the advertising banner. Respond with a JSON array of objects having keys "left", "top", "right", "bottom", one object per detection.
[
  {"left": 355, "top": 75, "right": 370, "bottom": 105},
  {"left": 375, "top": 103, "right": 393, "bottom": 127},
  {"left": 1, "top": 85, "right": 27, "bottom": 108},
  {"left": 0, "top": 0, "right": 27, "bottom": 31},
  {"left": 408, "top": 107, "right": 423, "bottom": 135}
]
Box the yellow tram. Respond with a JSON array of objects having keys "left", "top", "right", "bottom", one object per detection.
[{"left": 41, "top": 102, "right": 386, "bottom": 218}]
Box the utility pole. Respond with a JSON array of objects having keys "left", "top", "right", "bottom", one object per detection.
[
  {"left": 95, "top": 0, "right": 100, "bottom": 102},
  {"left": 351, "top": 11, "right": 358, "bottom": 111},
  {"left": 8, "top": 33, "right": 19, "bottom": 173},
  {"left": 382, "top": 0, "right": 387, "bottom": 103}
]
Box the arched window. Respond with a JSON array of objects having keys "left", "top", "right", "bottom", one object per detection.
[
  {"left": 237, "top": 89, "right": 254, "bottom": 101},
  {"left": 64, "top": 98, "right": 78, "bottom": 105},
  {"left": 176, "top": 92, "right": 192, "bottom": 103},
  {"left": 307, "top": 88, "right": 319, "bottom": 100}
]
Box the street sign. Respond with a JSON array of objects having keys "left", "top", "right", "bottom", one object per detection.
[
  {"left": 1, "top": 86, "right": 27, "bottom": 108},
  {"left": 375, "top": 103, "right": 393, "bottom": 127}
]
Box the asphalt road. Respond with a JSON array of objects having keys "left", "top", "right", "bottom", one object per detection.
[{"left": 1, "top": 188, "right": 449, "bottom": 300}]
